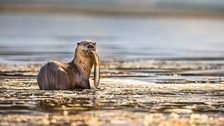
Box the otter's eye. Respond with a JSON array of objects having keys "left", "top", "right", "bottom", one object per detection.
[{"left": 87, "top": 45, "right": 94, "bottom": 48}]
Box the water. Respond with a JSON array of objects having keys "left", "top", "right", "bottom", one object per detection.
[
  {"left": 0, "top": 13, "right": 224, "bottom": 125},
  {"left": 0, "top": 13, "right": 224, "bottom": 64}
]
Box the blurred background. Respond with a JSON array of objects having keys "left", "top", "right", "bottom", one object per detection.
[{"left": 0, "top": 0, "right": 224, "bottom": 64}]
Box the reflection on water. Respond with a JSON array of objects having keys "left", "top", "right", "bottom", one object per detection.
[
  {"left": 0, "top": 13, "right": 224, "bottom": 63},
  {"left": 0, "top": 72, "right": 224, "bottom": 125}
]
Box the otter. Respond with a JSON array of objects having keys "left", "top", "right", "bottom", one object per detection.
[{"left": 37, "top": 40, "right": 100, "bottom": 90}]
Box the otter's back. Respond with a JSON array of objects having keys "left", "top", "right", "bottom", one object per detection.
[{"left": 37, "top": 61, "right": 70, "bottom": 90}]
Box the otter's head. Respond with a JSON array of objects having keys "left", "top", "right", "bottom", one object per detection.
[{"left": 76, "top": 40, "right": 96, "bottom": 58}]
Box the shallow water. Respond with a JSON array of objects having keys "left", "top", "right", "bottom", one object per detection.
[{"left": 0, "top": 62, "right": 224, "bottom": 125}]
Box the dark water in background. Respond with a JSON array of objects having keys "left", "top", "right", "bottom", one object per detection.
[{"left": 0, "top": 13, "right": 224, "bottom": 64}]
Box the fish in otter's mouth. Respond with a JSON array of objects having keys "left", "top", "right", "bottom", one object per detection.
[{"left": 91, "top": 51, "right": 100, "bottom": 88}]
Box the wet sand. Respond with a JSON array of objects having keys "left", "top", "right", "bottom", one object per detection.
[{"left": 0, "top": 60, "right": 224, "bottom": 125}]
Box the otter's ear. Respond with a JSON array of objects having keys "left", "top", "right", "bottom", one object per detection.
[{"left": 77, "top": 42, "right": 80, "bottom": 46}]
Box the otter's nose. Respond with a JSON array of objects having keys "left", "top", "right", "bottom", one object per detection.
[{"left": 87, "top": 45, "right": 94, "bottom": 48}]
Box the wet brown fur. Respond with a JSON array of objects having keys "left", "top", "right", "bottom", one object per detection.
[{"left": 37, "top": 41, "right": 96, "bottom": 90}]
